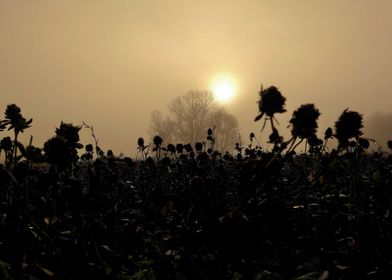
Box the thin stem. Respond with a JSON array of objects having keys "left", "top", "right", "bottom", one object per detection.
[
  {"left": 12, "top": 131, "right": 19, "bottom": 170},
  {"left": 291, "top": 138, "right": 304, "bottom": 153},
  {"left": 305, "top": 139, "right": 308, "bottom": 155},
  {"left": 286, "top": 136, "right": 297, "bottom": 154},
  {"left": 260, "top": 118, "right": 268, "bottom": 133},
  {"left": 269, "top": 117, "right": 275, "bottom": 131}
]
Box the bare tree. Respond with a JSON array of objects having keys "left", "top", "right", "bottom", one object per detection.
[
  {"left": 149, "top": 90, "right": 239, "bottom": 152},
  {"left": 209, "top": 108, "right": 239, "bottom": 152},
  {"left": 149, "top": 110, "right": 175, "bottom": 144}
]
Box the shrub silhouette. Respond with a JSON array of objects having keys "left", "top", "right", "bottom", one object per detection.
[{"left": 43, "top": 122, "right": 83, "bottom": 168}]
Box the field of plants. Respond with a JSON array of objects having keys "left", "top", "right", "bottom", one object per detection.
[{"left": 1, "top": 87, "right": 392, "bottom": 279}]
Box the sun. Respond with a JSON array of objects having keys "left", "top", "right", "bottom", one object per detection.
[{"left": 211, "top": 76, "right": 236, "bottom": 103}]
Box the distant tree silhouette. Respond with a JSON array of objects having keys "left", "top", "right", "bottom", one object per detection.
[
  {"left": 149, "top": 110, "right": 175, "bottom": 144},
  {"left": 149, "top": 90, "right": 239, "bottom": 152}
]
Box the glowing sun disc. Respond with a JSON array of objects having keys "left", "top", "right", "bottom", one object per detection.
[{"left": 212, "top": 78, "right": 236, "bottom": 103}]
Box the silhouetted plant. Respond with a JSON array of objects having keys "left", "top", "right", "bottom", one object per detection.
[
  {"left": 86, "top": 143, "right": 93, "bottom": 153},
  {"left": 0, "top": 136, "right": 12, "bottom": 151},
  {"left": 0, "top": 118, "right": 7, "bottom": 131},
  {"left": 107, "top": 149, "right": 114, "bottom": 157},
  {"left": 56, "top": 122, "right": 82, "bottom": 146},
  {"left": 24, "top": 144, "right": 43, "bottom": 163},
  {"left": 184, "top": 143, "right": 193, "bottom": 153},
  {"left": 43, "top": 122, "right": 82, "bottom": 169},
  {"left": 137, "top": 137, "right": 150, "bottom": 160},
  {"left": 358, "top": 138, "right": 370, "bottom": 150},
  {"left": 207, "top": 127, "right": 216, "bottom": 151},
  {"left": 254, "top": 85, "right": 286, "bottom": 134},
  {"left": 234, "top": 134, "right": 244, "bottom": 159},
  {"left": 0, "top": 136, "right": 13, "bottom": 168},
  {"left": 324, "top": 127, "right": 333, "bottom": 140},
  {"left": 4, "top": 104, "right": 32, "bottom": 134},
  {"left": 268, "top": 128, "right": 283, "bottom": 145},
  {"left": 81, "top": 144, "right": 94, "bottom": 161},
  {"left": 308, "top": 134, "right": 323, "bottom": 154},
  {"left": 248, "top": 132, "right": 261, "bottom": 150},
  {"left": 161, "top": 156, "right": 171, "bottom": 167},
  {"left": 290, "top": 104, "right": 320, "bottom": 139},
  {"left": 255, "top": 85, "right": 287, "bottom": 120},
  {"left": 2, "top": 98, "right": 392, "bottom": 280},
  {"left": 388, "top": 140, "right": 392, "bottom": 151},
  {"left": 82, "top": 121, "right": 102, "bottom": 157},
  {"left": 167, "top": 143, "right": 176, "bottom": 155},
  {"left": 153, "top": 135, "right": 163, "bottom": 160},
  {"left": 234, "top": 142, "right": 243, "bottom": 154},
  {"left": 43, "top": 136, "right": 72, "bottom": 168},
  {"left": 335, "top": 109, "right": 363, "bottom": 150},
  {"left": 286, "top": 104, "right": 320, "bottom": 153},
  {"left": 195, "top": 142, "right": 203, "bottom": 152},
  {"left": 176, "top": 143, "right": 184, "bottom": 154},
  {"left": 153, "top": 135, "right": 163, "bottom": 146},
  {"left": 3, "top": 104, "right": 32, "bottom": 169},
  {"left": 137, "top": 137, "right": 144, "bottom": 147}
]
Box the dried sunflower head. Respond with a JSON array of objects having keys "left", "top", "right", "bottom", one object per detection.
[
  {"left": 255, "top": 85, "right": 286, "bottom": 121},
  {"left": 255, "top": 86, "right": 286, "bottom": 121},
  {"left": 290, "top": 104, "right": 320, "bottom": 139},
  {"left": 335, "top": 109, "right": 363, "bottom": 148}
]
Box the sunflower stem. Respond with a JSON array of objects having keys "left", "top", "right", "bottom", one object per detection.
[
  {"left": 291, "top": 138, "right": 304, "bottom": 153},
  {"left": 12, "top": 130, "right": 19, "bottom": 171}
]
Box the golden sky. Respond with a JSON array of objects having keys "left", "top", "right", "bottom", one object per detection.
[{"left": 1, "top": 0, "right": 392, "bottom": 155}]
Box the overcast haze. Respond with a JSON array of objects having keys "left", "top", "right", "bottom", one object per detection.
[{"left": 1, "top": 0, "right": 392, "bottom": 155}]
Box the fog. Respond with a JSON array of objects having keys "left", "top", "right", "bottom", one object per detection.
[
  {"left": 1, "top": 1, "right": 392, "bottom": 155},
  {"left": 365, "top": 112, "right": 392, "bottom": 150}
]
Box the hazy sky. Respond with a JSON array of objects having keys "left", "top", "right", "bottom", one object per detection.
[{"left": 1, "top": 0, "right": 392, "bottom": 155}]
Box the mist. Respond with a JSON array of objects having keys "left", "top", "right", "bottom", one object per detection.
[
  {"left": 1, "top": 0, "right": 392, "bottom": 155},
  {"left": 365, "top": 112, "right": 392, "bottom": 150}
]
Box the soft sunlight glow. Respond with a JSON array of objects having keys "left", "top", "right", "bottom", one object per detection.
[{"left": 212, "top": 77, "right": 236, "bottom": 103}]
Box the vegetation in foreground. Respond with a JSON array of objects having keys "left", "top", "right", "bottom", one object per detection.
[{"left": 1, "top": 86, "right": 392, "bottom": 280}]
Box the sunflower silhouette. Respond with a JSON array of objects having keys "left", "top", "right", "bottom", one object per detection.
[
  {"left": 289, "top": 104, "right": 320, "bottom": 140},
  {"left": 4, "top": 104, "right": 32, "bottom": 134},
  {"left": 255, "top": 85, "right": 287, "bottom": 147},
  {"left": 335, "top": 109, "right": 363, "bottom": 149},
  {"left": 255, "top": 85, "right": 286, "bottom": 122}
]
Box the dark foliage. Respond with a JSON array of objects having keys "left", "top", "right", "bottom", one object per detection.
[
  {"left": 1, "top": 98, "right": 392, "bottom": 280},
  {"left": 0, "top": 136, "right": 12, "bottom": 151},
  {"left": 43, "top": 123, "right": 83, "bottom": 168}
]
